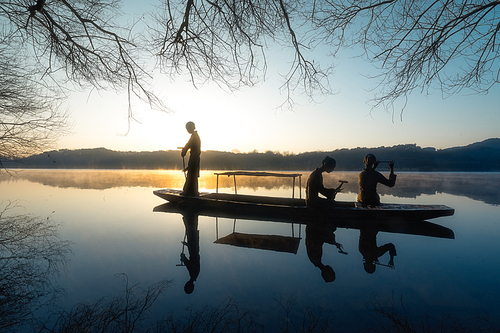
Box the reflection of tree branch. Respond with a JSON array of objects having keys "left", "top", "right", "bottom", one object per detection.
[
  {"left": 272, "top": 293, "right": 336, "bottom": 332},
  {"left": 369, "top": 293, "right": 500, "bottom": 332},
  {"left": 0, "top": 201, "right": 72, "bottom": 331},
  {"left": 154, "top": 297, "right": 259, "bottom": 332},
  {"left": 41, "top": 276, "right": 170, "bottom": 332}
]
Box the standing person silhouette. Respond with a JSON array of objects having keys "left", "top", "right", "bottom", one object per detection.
[{"left": 181, "top": 122, "right": 201, "bottom": 196}]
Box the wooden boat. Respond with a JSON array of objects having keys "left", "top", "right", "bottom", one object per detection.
[
  {"left": 154, "top": 171, "right": 454, "bottom": 222},
  {"left": 153, "top": 188, "right": 454, "bottom": 222}
]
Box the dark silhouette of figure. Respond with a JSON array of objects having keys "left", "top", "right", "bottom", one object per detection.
[
  {"left": 180, "top": 210, "right": 200, "bottom": 294},
  {"left": 357, "top": 154, "right": 396, "bottom": 207},
  {"left": 358, "top": 229, "right": 396, "bottom": 273},
  {"left": 305, "top": 156, "right": 344, "bottom": 209},
  {"left": 305, "top": 221, "right": 347, "bottom": 282},
  {"left": 181, "top": 121, "right": 201, "bottom": 196}
]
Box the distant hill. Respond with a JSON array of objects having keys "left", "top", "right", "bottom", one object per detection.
[
  {"left": 461, "top": 138, "right": 500, "bottom": 150},
  {"left": 3, "top": 138, "right": 500, "bottom": 171}
]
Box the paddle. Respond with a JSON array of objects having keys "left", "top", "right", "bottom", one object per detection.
[
  {"left": 177, "top": 147, "right": 187, "bottom": 178},
  {"left": 176, "top": 234, "right": 187, "bottom": 266},
  {"left": 375, "top": 260, "right": 395, "bottom": 269},
  {"left": 374, "top": 160, "right": 395, "bottom": 169}
]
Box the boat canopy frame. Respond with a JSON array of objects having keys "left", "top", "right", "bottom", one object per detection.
[{"left": 214, "top": 171, "right": 303, "bottom": 199}]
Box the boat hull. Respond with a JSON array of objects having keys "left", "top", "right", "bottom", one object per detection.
[{"left": 153, "top": 189, "right": 455, "bottom": 222}]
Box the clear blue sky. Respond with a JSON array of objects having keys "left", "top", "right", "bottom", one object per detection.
[{"left": 56, "top": 1, "right": 500, "bottom": 154}]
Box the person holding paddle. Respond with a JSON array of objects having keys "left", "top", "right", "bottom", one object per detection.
[
  {"left": 357, "top": 153, "right": 396, "bottom": 207},
  {"left": 181, "top": 121, "right": 201, "bottom": 196}
]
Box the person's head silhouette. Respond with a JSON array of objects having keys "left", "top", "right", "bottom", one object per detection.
[
  {"left": 322, "top": 156, "right": 336, "bottom": 173},
  {"left": 363, "top": 153, "right": 377, "bottom": 168},
  {"left": 363, "top": 260, "right": 376, "bottom": 274},
  {"left": 321, "top": 265, "right": 336, "bottom": 282},
  {"left": 184, "top": 280, "right": 195, "bottom": 294},
  {"left": 186, "top": 121, "right": 196, "bottom": 134}
]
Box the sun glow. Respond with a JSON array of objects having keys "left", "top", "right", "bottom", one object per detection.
[{"left": 59, "top": 57, "right": 500, "bottom": 155}]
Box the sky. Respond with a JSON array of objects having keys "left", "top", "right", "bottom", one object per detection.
[{"left": 56, "top": 2, "right": 500, "bottom": 155}]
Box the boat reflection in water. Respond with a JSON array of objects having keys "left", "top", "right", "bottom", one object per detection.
[{"left": 154, "top": 201, "right": 454, "bottom": 285}]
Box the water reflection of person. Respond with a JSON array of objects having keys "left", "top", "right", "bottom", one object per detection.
[
  {"left": 358, "top": 229, "right": 396, "bottom": 273},
  {"left": 181, "top": 121, "right": 201, "bottom": 196},
  {"left": 180, "top": 210, "right": 200, "bottom": 294},
  {"left": 305, "top": 156, "right": 344, "bottom": 209},
  {"left": 305, "top": 221, "right": 347, "bottom": 282},
  {"left": 357, "top": 154, "right": 396, "bottom": 207}
]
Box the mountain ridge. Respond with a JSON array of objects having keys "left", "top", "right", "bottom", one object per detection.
[{"left": 3, "top": 138, "right": 500, "bottom": 172}]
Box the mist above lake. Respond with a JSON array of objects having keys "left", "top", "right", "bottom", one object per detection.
[{"left": 4, "top": 169, "right": 500, "bottom": 205}]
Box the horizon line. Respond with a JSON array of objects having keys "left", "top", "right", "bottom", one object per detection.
[{"left": 46, "top": 137, "right": 499, "bottom": 155}]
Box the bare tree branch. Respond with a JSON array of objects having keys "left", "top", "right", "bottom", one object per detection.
[
  {"left": 0, "top": 48, "right": 69, "bottom": 160},
  {"left": 1, "top": 0, "right": 166, "bottom": 146},
  {"left": 151, "top": 0, "right": 333, "bottom": 108},
  {"left": 309, "top": 1, "right": 500, "bottom": 108},
  {"left": 150, "top": 0, "right": 500, "bottom": 111}
]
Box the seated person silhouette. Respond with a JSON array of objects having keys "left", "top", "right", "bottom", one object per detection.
[
  {"left": 358, "top": 229, "right": 397, "bottom": 273},
  {"left": 305, "top": 156, "right": 344, "bottom": 209},
  {"left": 357, "top": 154, "right": 396, "bottom": 207}
]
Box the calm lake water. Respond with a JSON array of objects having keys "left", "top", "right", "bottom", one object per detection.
[{"left": 1, "top": 170, "right": 500, "bottom": 332}]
